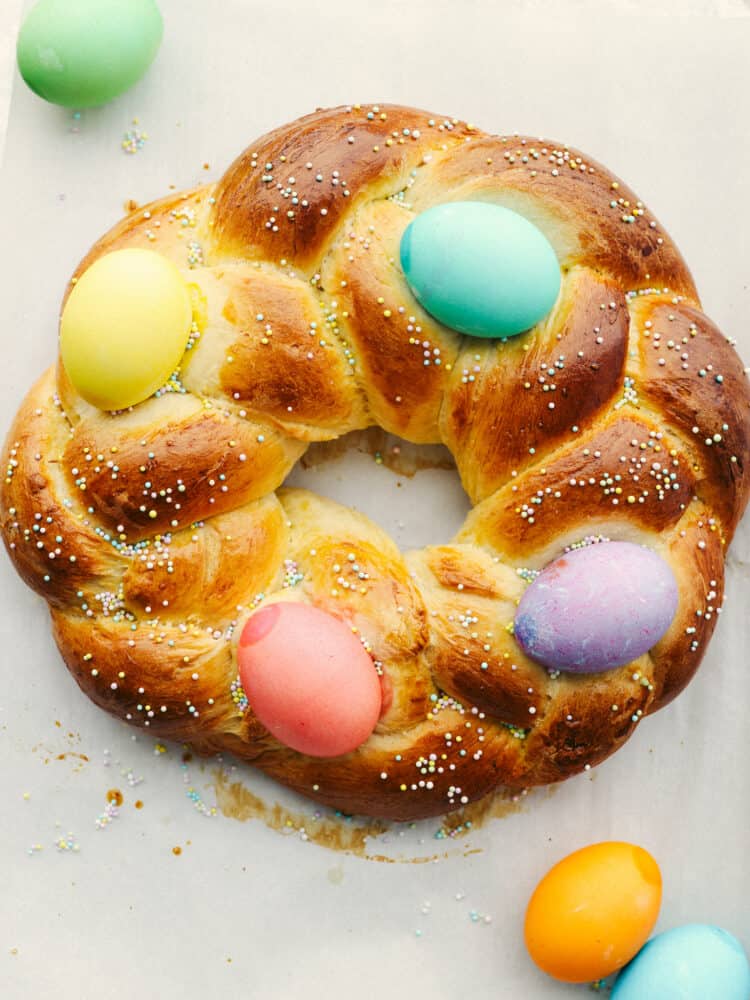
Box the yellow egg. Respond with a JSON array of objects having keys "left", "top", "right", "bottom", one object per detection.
[{"left": 60, "top": 248, "right": 192, "bottom": 410}]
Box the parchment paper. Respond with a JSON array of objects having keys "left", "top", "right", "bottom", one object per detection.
[{"left": 0, "top": 4, "right": 748, "bottom": 997}]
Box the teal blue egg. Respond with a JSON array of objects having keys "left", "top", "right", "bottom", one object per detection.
[
  {"left": 17, "top": 0, "right": 163, "bottom": 108},
  {"left": 611, "top": 925, "right": 750, "bottom": 999},
  {"left": 399, "top": 201, "right": 560, "bottom": 338}
]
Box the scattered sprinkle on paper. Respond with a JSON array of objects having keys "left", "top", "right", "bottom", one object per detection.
[
  {"left": 54, "top": 831, "right": 80, "bottom": 853},
  {"left": 122, "top": 119, "right": 148, "bottom": 154}
]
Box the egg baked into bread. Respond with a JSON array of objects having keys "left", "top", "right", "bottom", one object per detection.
[{"left": 2, "top": 103, "right": 749, "bottom": 821}]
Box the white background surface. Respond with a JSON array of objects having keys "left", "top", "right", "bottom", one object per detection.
[{"left": 1, "top": 2, "right": 750, "bottom": 999}]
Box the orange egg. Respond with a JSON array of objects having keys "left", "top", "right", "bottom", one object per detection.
[{"left": 524, "top": 842, "right": 662, "bottom": 983}]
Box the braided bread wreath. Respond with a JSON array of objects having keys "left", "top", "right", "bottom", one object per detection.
[{"left": 3, "top": 103, "right": 750, "bottom": 823}]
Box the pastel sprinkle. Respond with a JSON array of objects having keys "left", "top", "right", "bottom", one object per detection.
[{"left": 122, "top": 126, "right": 148, "bottom": 154}]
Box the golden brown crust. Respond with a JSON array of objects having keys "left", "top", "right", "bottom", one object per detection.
[
  {"left": 62, "top": 396, "right": 304, "bottom": 539},
  {"left": 321, "top": 198, "right": 463, "bottom": 442},
  {"left": 1, "top": 369, "right": 123, "bottom": 606},
  {"left": 211, "top": 105, "right": 471, "bottom": 272},
  {"left": 648, "top": 505, "right": 725, "bottom": 710},
  {"left": 51, "top": 607, "right": 236, "bottom": 741},
  {"left": 122, "top": 497, "right": 287, "bottom": 620},
  {"left": 2, "top": 103, "right": 749, "bottom": 820},
  {"left": 442, "top": 269, "right": 630, "bottom": 501},
  {"left": 215, "top": 266, "right": 368, "bottom": 439},
  {"left": 629, "top": 297, "right": 750, "bottom": 540},
  {"left": 407, "top": 133, "right": 699, "bottom": 298},
  {"left": 461, "top": 414, "right": 696, "bottom": 560}
]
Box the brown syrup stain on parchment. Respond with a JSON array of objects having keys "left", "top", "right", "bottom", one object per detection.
[
  {"left": 301, "top": 428, "right": 455, "bottom": 478},
  {"left": 212, "top": 770, "right": 388, "bottom": 857},
  {"left": 211, "top": 770, "right": 535, "bottom": 863},
  {"left": 53, "top": 752, "right": 90, "bottom": 764},
  {"left": 33, "top": 725, "right": 88, "bottom": 770}
]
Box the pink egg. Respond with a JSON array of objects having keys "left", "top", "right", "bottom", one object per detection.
[{"left": 237, "top": 602, "right": 382, "bottom": 757}]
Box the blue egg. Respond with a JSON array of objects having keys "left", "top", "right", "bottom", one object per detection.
[
  {"left": 513, "top": 541, "right": 678, "bottom": 674},
  {"left": 611, "top": 925, "right": 750, "bottom": 999},
  {"left": 399, "top": 201, "right": 560, "bottom": 338}
]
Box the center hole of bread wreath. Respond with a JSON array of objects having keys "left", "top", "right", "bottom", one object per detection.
[{"left": 284, "top": 428, "right": 472, "bottom": 550}]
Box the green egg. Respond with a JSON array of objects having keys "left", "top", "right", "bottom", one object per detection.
[
  {"left": 400, "top": 201, "right": 561, "bottom": 338},
  {"left": 17, "top": 0, "right": 163, "bottom": 108}
]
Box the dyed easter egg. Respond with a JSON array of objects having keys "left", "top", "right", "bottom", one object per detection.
[
  {"left": 60, "top": 249, "right": 192, "bottom": 411},
  {"left": 611, "top": 925, "right": 750, "bottom": 999},
  {"left": 399, "top": 201, "right": 560, "bottom": 338},
  {"left": 525, "top": 842, "right": 662, "bottom": 984},
  {"left": 17, "top": 0, "right": 162, "bottom": 108},
  {"left": 514, "top": 541, "right": 678, "bottom": 674},
  {"left": 237, "top": 603, "right": 382, "bottom": 758}
]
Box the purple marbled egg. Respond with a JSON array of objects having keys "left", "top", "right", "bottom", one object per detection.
[{"left": 514, "top": 541, "right": 679, "bottom": 674}]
